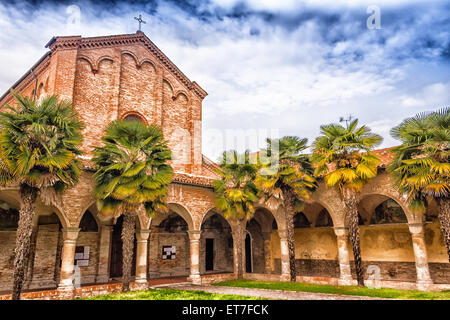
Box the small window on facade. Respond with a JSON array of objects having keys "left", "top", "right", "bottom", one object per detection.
[{"left": 124, "top": 114, "right": 143, "bottom": 122}]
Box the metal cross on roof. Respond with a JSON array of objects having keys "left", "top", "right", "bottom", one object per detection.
[{"left": 134, "top": 14, "right": 146, "bottom": 31}]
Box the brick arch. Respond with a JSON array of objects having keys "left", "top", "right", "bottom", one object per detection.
[
  {"left": 121, "top": 110, "right": 148, "bottom": 125},
  {"left": 200, "top": 208, "right": 233, "bottom": 230},
  {"left": 77, "top": 55, "right": 95, "bottom": 72},
  {"left": 358, "top": 191, "right": 416, "bottom": 224},
  {"left": 360, "top": 174, "right": 419, "bottom": 224},
  {"left": 95, "top": 55, "right": 114, "bottom": 71},
  {"left": 173, "top": 90, "right": 189, "bottom": 103},
  {"left": 301, "top": 201, "right": 335, "bottom": 228},
  {"left": 138, "top": 58, "right": 156, "bottom": 71},
  {"left": 309, "top": 186, "right": 346, "bottom": 227},
  {"left": 149, "top": 202, "right": 194, "bottom": 230},
  {"left": 0, "top": 188, "right": 21, "bottom": 210},
  {"left": 254, "top": 206, "right": 282, "bottom": 234},
  {"left": 162, "top": 78, "right": 174, "bottom": 95},
  {"left": 41, "top": 203, "right": 70, "bottom": 229},
  {"left": 77, "top": 199, "right": 148, "bottom": 231},
  {"left": 74, "top": 202, "right": 102, "bottom": 230},
  {"left": 121, "top": 51, "right": 139, "bottom": 66}
]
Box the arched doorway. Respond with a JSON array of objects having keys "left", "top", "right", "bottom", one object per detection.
[
  {"left": 149, "top": 212, "right": 190, "bottom": 278},
  {"left": 245, "top": 232, "right": 252, "bottom": 273},
  {"left": 245, "top": 208, "right": 278, "bottom": 274},
  {"left": 110, "top": 215, "right": 137, "bottom": 279},
  {"left": 200, "top": 212, "right": 234, "bottom": 274}
]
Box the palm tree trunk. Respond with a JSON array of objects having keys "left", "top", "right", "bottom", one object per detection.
[
  {"left": 286, "top": 214, "right": 296, "bottom": 282},
  {"left": 284, "top": 199, "right": 297, "bottom": 282},
  {"left": 121, "top": 212, "right": 135, "bottom": 292},
  {"left": 343, "top": 189, "right": 364, "bottom": 287},
  {"left": 12, "top": 184, "right": 39, "bottom": 300},
  {"left": 437, "top": 198, "right": 450, "bottom": 262},
  {"left": 234, "top": 222, "right": 245, "bottom": 279}
]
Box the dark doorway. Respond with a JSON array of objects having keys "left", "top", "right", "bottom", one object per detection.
[
  {"left": 205, "top": 238, "right": 214, "bottom": 271},
  {"left": 245, "top": 233, "right": 252, "bottom": 273},
  {"left": 110, "top": 215, "right": 137, "bottom": 278}
]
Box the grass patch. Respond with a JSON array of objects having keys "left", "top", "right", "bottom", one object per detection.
[
  {"left": 214, "top": 280, "right": 450, "bottom": 300},
  {"left": 82, "top": 288, "right": 267, "bottom": 300}
]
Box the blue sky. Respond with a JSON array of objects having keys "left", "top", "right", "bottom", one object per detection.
[{"left": 0, "top": 0, "right": 449, "bottom": 160}]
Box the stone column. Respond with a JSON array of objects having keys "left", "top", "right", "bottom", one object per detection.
[
  {"left": 188, "top": 230, "right": 202, "bottom": 284},
  {"left": 96, "top": 224, "right": 112, "bottom": 283},
  {"left": 408, "top": 223, "right": 433, "bottom": 289},
  {"left": 58, "top": 228, "right": 80, "bottom": 291},
  {"left": 262, "top": 232, "right": 273, "bottom": 274},
  {"left": 277, "top": 229, "right": 290, "bottom": 281},
  {"left": 135, "top": 229, "right": 151, "bottom": 287},
  {"left": 334, "top": 227, "right": 353, "bottom": 285}
]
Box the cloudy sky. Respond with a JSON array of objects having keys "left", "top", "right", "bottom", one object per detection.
[{"left": 0, "top": 0, "right": 449, "bottom": 160}]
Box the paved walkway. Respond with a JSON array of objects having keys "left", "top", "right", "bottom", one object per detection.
[{"left": 160, "top": 284, "right": 389, "bottom": 300}]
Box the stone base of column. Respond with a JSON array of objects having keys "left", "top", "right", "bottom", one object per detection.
[
  {"left": 131, "top": 280, "right": 148, "bottom": 291},
  {"left": 337, "top": 276, "right": 354, "bottom": 286},
  {"left": 57, "top": 283, "right": 74, "bottom": 291},
  {"left": 416, "top": 279, "right": 433, "bottom": 291},
  {"left": 188, "top": 274, "right": 202, "bottom": 285},
  {"left": 280, "top": 274, "right": 290, "bottom": 282},
  {"left": 57, "top": 283, "right": 75, "bottom": 299}
]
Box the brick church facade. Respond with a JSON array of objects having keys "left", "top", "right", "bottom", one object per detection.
[{"left": 0, "top": 32, "right": 448, "bottom": 295}]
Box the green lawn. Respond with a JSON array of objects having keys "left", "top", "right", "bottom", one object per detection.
[
  {"left": 82, "top": 288, "right": 267, "bottom": 300},
  {"left": 214, "top": 279, "right": 450, "bottom": 300}
]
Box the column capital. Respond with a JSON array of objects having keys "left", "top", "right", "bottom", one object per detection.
[
  {"left": 188, "top": 230, "right": 202, "bottom": 240},
  {"left": 61, "top": 228, "right": 80, "bottom": 241},
  {"left": 408, "top": 223, "right": 425, "bottom": 235},
  {"left": 136, "top": 229, "right": 150, "bottom": 241},
  {"left": 334, "top": 227, "right": 349, "bottom": 237}
]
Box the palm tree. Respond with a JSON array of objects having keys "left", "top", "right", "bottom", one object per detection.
[
  {"left": 255, "top": 136, "right": 316, "bottom": 282},
  {"left": 311, "top": 119, "right": 382, "bottom": 286},
  {"left": 0, "top": 92, "right": 84, "bottom": 299},
  {"left": 213, "top": 150, "right": 259, "bottom": 278},
  {"left": 92, "top": 120, "right": 173, "bottom": 291},
  {"left": 389, "top": 107, "right": 449, "bottom": 261}
]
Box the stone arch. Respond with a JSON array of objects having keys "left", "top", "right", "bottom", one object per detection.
[
  {"left": 358, "top": 191, "right": 416, "bottom": 224},
  {"left": 0, "top": 191, "right": 21, "bottom": 231},
  {"left": 149, "top": 202, "right": 194, "bottom": 231},
  {"left": 254, "top": 205, "right": 282, "bottom": 232},
  {"left": 78, "top": 210, "right": 99, "bottom": 232},
  {"left": 315, "top": 208, "right": 334, "bottom": 227},
  {"left": 309, "top": 186, "right": 346, "bottom": 227},
  {"left": 75, "top": 202, "right": 102, "bottom": 230},
  {"left": 293, "top": 212, "right": 311, "bottom": 228}
]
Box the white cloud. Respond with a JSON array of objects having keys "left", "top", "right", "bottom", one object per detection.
[{"left": 400, "top": 82, "right": 450, "bottom": 108}]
